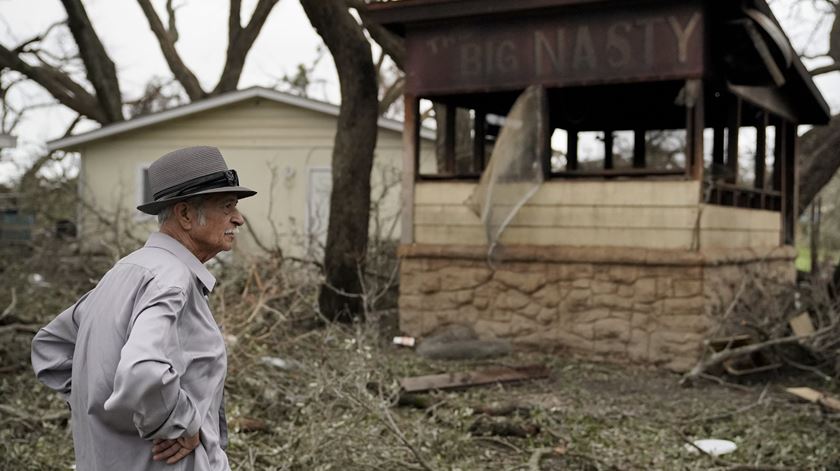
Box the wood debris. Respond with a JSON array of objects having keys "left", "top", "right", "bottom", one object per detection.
[
  {"left": 399, "top": 364, "right": 549, "bottom": 393},
  {"left": 785, "top": 387, "right": 840, "bottom": 412}
]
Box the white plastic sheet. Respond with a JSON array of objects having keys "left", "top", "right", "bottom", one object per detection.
[{"left": 465, "top": 85, "right": 547, "bottom": 260}]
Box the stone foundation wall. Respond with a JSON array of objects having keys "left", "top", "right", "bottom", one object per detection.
[{"left": 399, "top": 245, "right": 796, "bottom": 371}]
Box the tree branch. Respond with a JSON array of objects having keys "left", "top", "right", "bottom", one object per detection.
[
  {"left": 60, "top": 0, "right": 123, "bottom": 123},
  {"left": 213, "top": 0, "right": 279, "bottom": 95},
  {"left": 346, "top": 0, "right": 406, "bottom": 69},
  {"left": 0, "top": 44, "right": 107, "bottom": 122},
  {"left": 136, "top": 0, "right": 205, "bottom": 100},
  {"left": 378, "top": 75, "right": 404, "bottom": 115}
]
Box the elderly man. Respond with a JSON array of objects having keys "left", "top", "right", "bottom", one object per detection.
[{"left": 31, "top": 146, "right": 255, "bottom": 470}]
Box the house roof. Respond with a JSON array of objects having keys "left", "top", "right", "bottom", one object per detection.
[{"left": 48, "top": 86, "right": 432, "bottom": 151}]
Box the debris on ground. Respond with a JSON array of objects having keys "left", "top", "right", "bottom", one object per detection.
[
  {"left": 786, "top": 386, "right": 840, "bottom": 412},
  {"left": 683, "top": 439, "right": 737, "bottom": 457},
  {"left": 416, "top": 324, "right": 512, "bottom": 360},
  {"left": 399, "top": 364, "right": 549, "bottom": 393}
]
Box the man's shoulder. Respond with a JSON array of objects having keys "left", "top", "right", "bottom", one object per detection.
[{"left": 117, "top": 246, "right": 193, "bottom": 292}]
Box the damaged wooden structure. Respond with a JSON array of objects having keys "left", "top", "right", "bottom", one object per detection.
[{"left": 364, "top": 0, "right": 830, "bottom": 371}]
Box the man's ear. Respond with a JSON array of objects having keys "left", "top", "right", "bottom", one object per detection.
[{"left": 173, "top": 201, "right": 193, "bottom": 230}]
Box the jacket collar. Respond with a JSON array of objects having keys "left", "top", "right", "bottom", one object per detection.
[{"left": 145, "top": 232, "right": 217, "bottom": 293}]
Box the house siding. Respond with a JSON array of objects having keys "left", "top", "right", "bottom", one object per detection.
[{"left": 78, "top": 97, "right": 408, "bottom": 256}]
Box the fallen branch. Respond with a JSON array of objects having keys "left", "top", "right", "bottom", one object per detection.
[
  {"left": 0, "top": 288, "right": 16, "bottom": 322},
  {"left": 682, "top": 325, "right": 834, "bottom": 384},
  {"left": 527, "top": 447, "right": 556, "bottom": 471}
]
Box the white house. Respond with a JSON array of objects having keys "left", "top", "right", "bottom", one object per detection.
[{"left": 48, "top": 86, "right": 432, "bottom": 257}]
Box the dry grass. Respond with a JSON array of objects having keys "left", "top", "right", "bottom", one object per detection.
[{"left": 2, "top": 247, "right": 840, "bottom": 470}]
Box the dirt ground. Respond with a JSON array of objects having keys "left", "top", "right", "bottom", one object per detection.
[
  {"left": 3, "top": 316, "right": 839, "bottom": 471},
  {"left": 1, "top": 244, "right": 838, "bottom": 470}
]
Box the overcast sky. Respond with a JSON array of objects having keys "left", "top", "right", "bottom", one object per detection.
[{"left": 0, "top": 0, "right": 838, "bottom": 183}]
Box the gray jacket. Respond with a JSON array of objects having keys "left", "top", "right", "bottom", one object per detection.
[{"left": 32, "top": 232, "right": 230, "bottom": 471}]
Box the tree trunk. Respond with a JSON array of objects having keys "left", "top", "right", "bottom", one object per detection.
[
  {"left": 799, "top": 5, "right": 840, "bottom": 213},
  {"left": 301, "top": 0, "right": 379, "bottom": 321},
  {"left": 798, "top": 115, "right": 840, "bottom": 213}
]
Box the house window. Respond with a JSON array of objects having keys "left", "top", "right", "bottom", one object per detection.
[{"left": 307, "top": 167, "right": 332, "bottom": 254}]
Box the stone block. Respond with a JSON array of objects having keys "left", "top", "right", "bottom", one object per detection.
[
  {"left": 439, "top": 267, "right": 492, "bottom": 291},
  {"left": 572, "top": 308, "right": 611, "bottom": 324},
  {"left": 551, "top": 263, "right": 594, "bottom": 282},
  {"left": 656, "top": 314, "right": 712, "bottom": 334},
  {"left": 401, "top": 271, "right": 441, "bottom": 294},
  {"left": 569, "top": 321, "right": 594, "bottom": 340},
  {"left": 592, "top": 293, "right": 635, "bottom": 310},
  {"left": 627, "top": 329, "right": 650, "bottom": 362},
  {"left": 474, "top": 319, "right": 512, "bottom": 338},
  {"left": 533, "top": 284, "right": 563, "bottom": 308},
  {"left": 609, "top": 266, "right": 639, "bottom": 283},
  {"left": 662, "top": 296, "right": 705, "bottom": 316},
  {"left": 673, "top": 280, "right": 702, "bottom": 298},
  {"left": 656, "top": 277, "right": 673, "bottom": 297},
  {"left": 537, "top": 307, "right": 558, "bottom": 325},
  {"left": 572, "top": 278, "right": 591, "bottom": 289},
  {"left": 494, "top": 270, "right": 547, "bottom": 294},
  {"left": 473, "top": 293, "right": 490, "bottom": 310},
  {"left": 630, "top": 313, "right": 654, "bottom": 331},
  {"left": 592, "top": 317, "right": 630, "bottom": 342},
  {"left": 520, "top": 302, "right": 542, "bottom": 319},
  {"left": 554, "top": 330, "right": 593, "bottom": 351},
  {"left": 435, "top": 307, "right": 479, "bottom": 325},
  {"left": 634, "top": 278, "right": 657, "bottom": 303},
  {"left": 617, "top": 284, "right": 635, "bottom": 298},
  {"left": 563, "top": 289, "right": 591, "bottom": 311},
  {"left": 399, "top": 309, "right": 435, "bottom": 337},
  {"left": 508, "top": 315, "right": 539, "bottom": 337},
  {"left": 591, "top": 280, "right": 617, "bottom": 295},
  {"left": 496, "top": 289, "right": 532, "bottom": 310}
]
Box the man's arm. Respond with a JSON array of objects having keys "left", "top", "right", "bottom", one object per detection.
[
  {"left": 103, "top": 286, "right": 202, "bottom": 441},
  {"left": 31, "top": 293, "right": 89, "bottom": 400}
]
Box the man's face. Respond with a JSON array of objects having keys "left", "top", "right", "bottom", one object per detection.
[{"left": 189, "top": 194, "right": 244, "bottom": 260}]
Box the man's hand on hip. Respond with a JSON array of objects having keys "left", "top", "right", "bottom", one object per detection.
[{"left": 152, "top": 433, "right": 201, "bottom": 464}]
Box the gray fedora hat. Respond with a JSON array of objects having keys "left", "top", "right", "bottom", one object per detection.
[{"left": 137, "top": 146, "right": 256, "bottom": 215}]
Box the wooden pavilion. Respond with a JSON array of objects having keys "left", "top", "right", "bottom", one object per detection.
[{"left": 364, "top": 0, "right": 830, "bottom": 370}]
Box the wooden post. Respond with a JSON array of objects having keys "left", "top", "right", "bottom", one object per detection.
[
  {"left": 444, "top": 103, "right": 456, "bottom": 174},
  {"left": 401, "top": 95, "right": 419, "bottom": 245},
  {"left": 685, "top": 80, "right": 704, "bottom": 181},
  {"left": 783, "top": 122, "right": 798, "bottom": 245},
  {"left": 754, "top": 111, "right": 767, "bottom": 191},
  {"left": 772, "top": 121, "right": 783, "bottom": 194},
  {"left": 538, "top": 87, "right": 551, "bottom": 178},
  {"left": 810, "top": 197, "right": 821, "bottom": 276},
  {"left": 604, "top": 130, "right": 614, "bottom": 170},
  {"left": 633, "top": 128, "right": 646, "bottom": 169},
  {"left": 473, "top": 111, "right": 486, "bottom": 173},
  {"left": 712, "top": 93, "right": 725, "bottom": 178},
  {"left": 725, "top": 96, "right": 741, "bottom": 185},
  {"left": 567, "top": 130, "right": 578, "bottom": 170}
]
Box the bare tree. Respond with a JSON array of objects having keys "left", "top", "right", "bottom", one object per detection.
[{"left": 0, "top": 0, "right": 280, "bottom": 124}]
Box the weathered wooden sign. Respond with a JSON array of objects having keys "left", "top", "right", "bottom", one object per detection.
[{"left": 405, "top": 2, "right": 704, "bottom": 95}]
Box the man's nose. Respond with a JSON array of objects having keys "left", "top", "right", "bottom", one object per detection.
[{"left": 231, "top": 209, "right": 244, "bottom": 226}]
